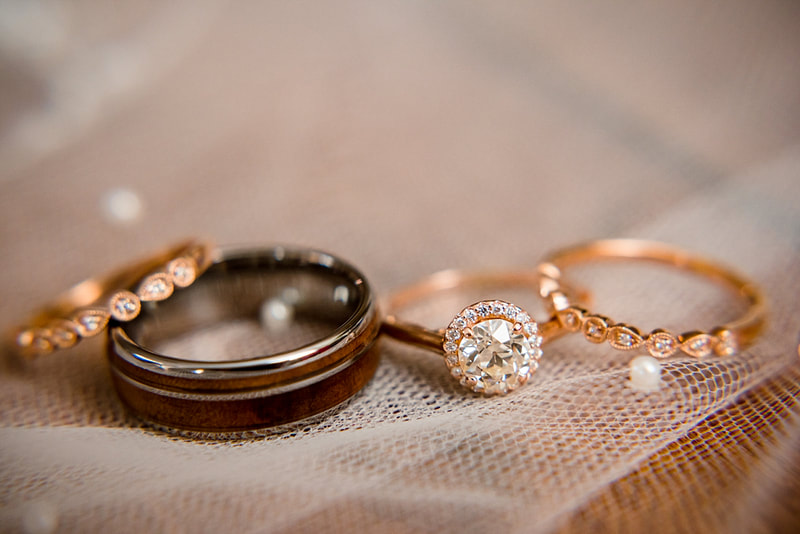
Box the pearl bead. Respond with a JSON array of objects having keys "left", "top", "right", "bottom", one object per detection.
[{"left": 629, "top": 355, "right": 662, "bottom": 392}]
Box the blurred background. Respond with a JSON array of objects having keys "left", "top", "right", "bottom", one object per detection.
[
  {"left": 1, "top": 2, "right": 799, "bottom": 532},
  {"left": 2, "top": 1, "right": 799, "bottom": 305}
]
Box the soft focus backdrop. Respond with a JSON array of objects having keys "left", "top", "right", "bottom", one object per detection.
[{"left": 1, "top": 2, "right": 799, "bottom": 533}]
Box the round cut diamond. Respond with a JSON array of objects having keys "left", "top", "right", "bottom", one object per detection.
[
  {"left": 137, "top": 273, "right": 174, "bottom": 302},
  {"left": 523, "top": 322, "right": 537, "bottom": 336},
  {"left": 73, "top": 309, "right": 110, "bottom": 337},
  {"left": 109, "top": 290, "right": 142, "bottom": 321},
  {"left": 646, "top": 331, "right": 678, "bottom": 358},
  {"left": 456, "top": 318, "right": 533, "bottom": 395},
  {"left": 684, "top": 335, "right": 714, "bottom": 357},
  {"left": 167, "top": 257, "right": 198, "bottom": 288},
  {"left": 49, "top": 320, "right": 79, "bottom": 349}
]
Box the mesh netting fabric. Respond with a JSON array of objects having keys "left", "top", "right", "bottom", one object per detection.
[
  {"left": 2, "top": 159, "right": 799, "bottom": 532},
  {"left": 559, "top": 367, "right": 800, "bottom": 533}
]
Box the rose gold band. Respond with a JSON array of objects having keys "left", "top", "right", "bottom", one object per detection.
[
  {"left": 537, "top": 239, "right": 767, "bottom": 358},
  {"left": 9, "top": 239, "right": 214, "bottom": 359}
]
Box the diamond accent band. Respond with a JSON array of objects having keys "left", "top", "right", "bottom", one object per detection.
[
  {"left": 553, "top": 305, "right": 741, "bottom": 359},
  {"left": 137, "top": 273, "right": 175, "bottom": 302},
  {"left": 13, "top": 240, "right": 212, "bottom": 358},
  {"left": 538, "top": 240, "right": 766, "bottom": 360},
  {"left": 442, "top": 300, "right": 543, "bottom": 395}
]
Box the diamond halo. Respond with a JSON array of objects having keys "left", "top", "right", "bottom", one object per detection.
[{"left": 442, "top": 300, "right": 543, "bottom": 395}]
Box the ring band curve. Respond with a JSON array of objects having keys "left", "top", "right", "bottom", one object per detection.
[
  {"left": 107, "top": 245, "right": 381, "bottom": 433},
  {"left": 9, "top": 239, "right": 214, "bottom": 359},
  {"left": 382, "top": 270, "right": 579, "bottom": 395},
  {"left": 537, "top": 239, "right": 767, "bottom": 358}
]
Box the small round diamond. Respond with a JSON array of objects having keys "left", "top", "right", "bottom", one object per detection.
[
  {"left": 48, "top": 320, "right": 79, "bottom": 349},
  {"left": 17, "top": 328, "right": 53, "bottom": 354},
  {"left": 454, "top": 317, "right": 467, "bottom": 329},
  {"left": 446, "top": 328, "right": 460, "bottom": 341},
  {"left": 137, "top": 273, "right": 174, "bottom": 302},
  {"left": 73, "top": 308, "right": 110, "bottom": 337},
  {"left": 608, "top": 326, "right": 643, "bottom": 350},
  {"left": 167, "top": 257, "right": 198, "bottom": 288},
  {"left": 109, "top": 290, "right": 142, "bottom": 321},
  {"left": 691, "top": 338, "right": 707, "bottom": 351},
  {"left": 681, "top": 334, "right": 715, "bottom": 358},
  {"left": 582, "top": 316, "right": 608, "bottom": 343},
  {"left": 444, "top": 342, "right": 458, "bottom": 353},
  {"left": 646, "top": 330, "right": 678, "bottom": 358}
]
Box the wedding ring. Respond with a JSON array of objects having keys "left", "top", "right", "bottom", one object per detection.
[
  {"left": 9, "top": 239, "right": 213, "bottom": 359},
  {"left": 107, "top": 245, "right": 381, "bottom": 433},
  {"left": 382, "top": 270, "right": 573, "bottom": 395},
  {"left": 538, "top": 239, "right": 767, "bottom": 358}
]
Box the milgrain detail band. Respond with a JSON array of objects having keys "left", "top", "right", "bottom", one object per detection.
[
  {"left": 10, "top": 239, "right": 213, "bottom": 359},
  {"left": 382, "top": 269, "right": 570, "bottom": 396},
  {"left": 107, "top": 246, "right": 381, "bottom": 433},
  {"left": 538, "top": 239, "right": 767, "bottom": 359}
]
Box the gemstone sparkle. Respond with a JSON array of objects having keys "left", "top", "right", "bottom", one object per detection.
[{"left": 457, "top": 318, "right": 534, "bottom": 395}]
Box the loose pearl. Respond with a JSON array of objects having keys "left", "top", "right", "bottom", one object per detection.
[{"left": 629, "top": 355, "right": 662, "bottom": 392}]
